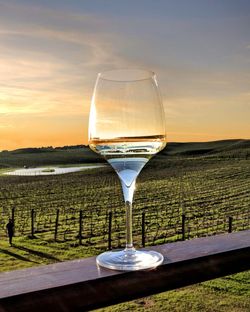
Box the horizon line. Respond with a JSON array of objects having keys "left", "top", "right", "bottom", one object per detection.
[{"left": 1, "top": 138, "right": 249, "bottom": 153}]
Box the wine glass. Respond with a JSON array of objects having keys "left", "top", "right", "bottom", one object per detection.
[{"left": 88, "top": 69, "right": 166, "bottom": 271}]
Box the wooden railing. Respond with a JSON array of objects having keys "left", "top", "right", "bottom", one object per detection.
[{"left": 0, "top": 230, "right": 249, "bottom": 312}]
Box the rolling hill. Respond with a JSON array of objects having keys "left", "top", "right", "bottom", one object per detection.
[{"left": 0, "top": 139, "right": 249, "bottom": 168}]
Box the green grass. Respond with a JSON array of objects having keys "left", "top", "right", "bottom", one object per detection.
[
  {"left": 94, "top": 279, "right": 250, "bottom": 312},
  {"left": 0, "top": 236, "right": 99, "bottom": 272}
]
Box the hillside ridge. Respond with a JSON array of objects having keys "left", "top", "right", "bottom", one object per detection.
[
  {"left": 1, "top": 139, "right": 249, "bottom": 154},
  {"left": 0, "top": 139, "right": 249, "bottom": 168}
]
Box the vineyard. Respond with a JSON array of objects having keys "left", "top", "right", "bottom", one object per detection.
[{"left": 0, "top": 143, "right": 249, "bottom": 249}]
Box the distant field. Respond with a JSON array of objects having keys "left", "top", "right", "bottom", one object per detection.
[
  {"left": 0, "top": 140, "right": 249, "bottom": 245},
  {"left": 1, "top": 139, "right": 249, "bottom": 168},
  {"left": 0, "top": 139, "right": 249, "bottom": 311}
]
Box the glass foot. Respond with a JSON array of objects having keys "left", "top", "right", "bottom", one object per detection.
[{"left": 96, "top": 249, "right": 164, "bottom": 271}]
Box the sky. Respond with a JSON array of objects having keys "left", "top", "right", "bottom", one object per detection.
[{"left": 0, "top": 0, "right": 249, "bottom": 150}]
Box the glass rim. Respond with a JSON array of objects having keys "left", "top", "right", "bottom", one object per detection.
[{"left": 97, "top": 68, "right": 156, "bottom": 82}]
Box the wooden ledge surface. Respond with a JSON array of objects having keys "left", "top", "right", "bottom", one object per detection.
[{"left": 0, "top": 230, "right": 249, "bottom": 311}]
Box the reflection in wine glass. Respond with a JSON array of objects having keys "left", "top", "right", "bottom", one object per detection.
[{"left": 89, "top": 69, "right": 166, "bottom": 271}]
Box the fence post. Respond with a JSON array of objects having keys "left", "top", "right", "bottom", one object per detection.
[
  {"left": 182, "top": 213, "right": 186, "bottom": 241},
  {"left": 108, "top": 212, "right": 112, "bottom": 250},
  {"left": 228, "top": 216, "right": 233, "bottom": 233},
  {"left": 54, "top": 209, "right": 60, "bottom": 241},
  {"left": 187, "top": 226, "right": 190, "bottom": 240},
  {"left": 11, "top": 207, "right": 15, "bottom": 236},
  {"left": 11, "top": 207, "right": 15, "bottom": 224},
  {"left": 79, "top": 210, "right": 83, "bottom": 245},
  {"left": 142, "top": 212, "right": 145, "bottom": 247},
  {"left": 31, "top": 209, "right": 35, "bottom": 238}
]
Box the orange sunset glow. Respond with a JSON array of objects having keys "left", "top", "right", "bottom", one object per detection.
[{"left": 0, "top": 1, "right": 249, "bottom": 151}]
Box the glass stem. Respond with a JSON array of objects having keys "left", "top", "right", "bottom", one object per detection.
[
  {"left": 125, "top": 201, "right": 133, "bottom": 249},
  {"left": 121, "top": 180, "right": 136, "bottom": 251}
]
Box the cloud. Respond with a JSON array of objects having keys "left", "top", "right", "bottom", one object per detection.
[
  {"left": 0, "top": 1, "right": 138, "bottom": 120},
  {"left": 0, "top": 1, "right": 130, "bottom": 70},
  {"left": 0, "top": 123, "right": 13, "bottom": 128},
  {"left": 0, "top": 85, "right": 88, "bottom": 116}
]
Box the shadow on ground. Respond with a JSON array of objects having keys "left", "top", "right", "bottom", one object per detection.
[
  {"left": 13, "top": 244, "right": 61, "bottom": 262},
  {"left": 0, "top": 247, "right": 38, "bottom": 263}
]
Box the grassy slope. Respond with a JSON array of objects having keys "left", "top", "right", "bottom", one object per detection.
[
  {"left": 0, "top": 147, "right": 103, "bottom": 168},
  {"left": 162, "top": 139, "right": 250, "bottom": 156},
  {"left": 96, "top": 279, "right": 250, "bottom": 312}
]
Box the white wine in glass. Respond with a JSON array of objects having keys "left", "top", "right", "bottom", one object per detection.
[{"left": 89, "top": 69, "right": 166, "bottom": 271}]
